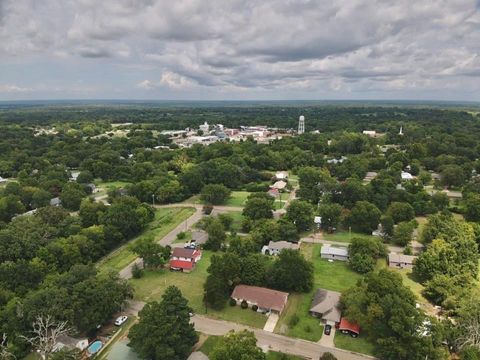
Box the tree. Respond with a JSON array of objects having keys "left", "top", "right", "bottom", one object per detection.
[
  {"left": 79, "top": 198, "right": 106, "bottom": 227},
  {"left": 100, "top": 196, "right": 144, "bottom": 240},
  {"left": 386, "top": 202, "right": 415, "bottom": 224},
  {"left": 210, "top": 330, "right": 265, "bottom": 360},
  {"left": 31, "top": 188, "right": 52, "bottom": 209},
  {"left": 431, "top": 192, "right": 449, "bottom": 211},
  {"left": 318, "top": 203, "right": 342, "bottom": 229},
  {"left": 59, "top": 183, "right": 86, "bottom": 211},
  {"left": 441, "top": 164, "right": 466, "bottom": 188},
  {"left": 76, "top": 170, "right": 94, "bottom": 184},
  {"left": 297, "top": 167, "right": 337, "bottom": 204},
  {"left": 267, "top": 249, "right": 313, "bottom": 292},
  {"left": 393, "top": 221, "right": 416, "bottom": 246},
  {"left": 200, "top": 184, "right": 231, "bottom": 205},
  {"left": 320, "top": 353, "right": 337, "bottom": 360},
  {"left": 129, "top": 286, "right": 198, "bottom": 360},
  {"left": 242, "top": 193, "right": 274, "bottom": 220},
  {"left": 0, "top": 195, "right": 25, "bottom": 222},
  {"left": 131, "top": 238, "right": 170, "bottom": 268},
  {"left": 21, "top": 315, "right": 70, "bottom": 360},
  {"left": 346, "top": 201, "right": 381, "bottom": 234},
  {"left": 285, "top": 200, "right": 314, "bottom": 232},
  {"left": 465, "top": 195, "right": 480, "bottom": 222},
  {"left": 348, "top": 237, "right": 386, "bottom": 273},
  {"left": 205, "top": 218, "right": 226, "bottom": 251},
  {"left": 0, "top": 334, "right": 16, "bottom": 360}
]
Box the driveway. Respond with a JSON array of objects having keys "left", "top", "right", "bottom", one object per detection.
[
  {"left": 318, "top": 324, "right": 335, "bottom": 348},
  {"left": 263, "top": 313, "right": 279, "bottom": 332}
]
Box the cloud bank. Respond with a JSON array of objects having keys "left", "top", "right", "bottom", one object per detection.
[{"left": 0, "top": 0, "right": 479, "bottom": 100}]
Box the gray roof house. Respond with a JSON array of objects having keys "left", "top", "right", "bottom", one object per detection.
[
  {"left": 309, "top": 288, "right": 342, "bottom": 324},
  {"left": 262, "top": 241, "right": 299, "bottom": 255},
  {"left": 320, "top": 245, "right": 349, "bottom": 261},
  {"left": 50, "top": 197, "right": 62, "bottom": 207},
  {"left": 388, "top": 253, "right": 417, "bottom": 269}
]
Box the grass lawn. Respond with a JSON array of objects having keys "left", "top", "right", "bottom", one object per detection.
[
  {"left": 130, "top": 251, "right": 267, "bottom": 328},
  {"left": 95, "top": 180, "right": 132, "bottom": 195},
  {"left": 334, "top": 332, "right": 376, "bottom": 356},
  {"left": 274, "top": 292, "right": 324, "bottom": 342},
  {"left": 266, "top": 351, "right": 305, "bottom": 360},
  {"left": 97, "top": 316, "right": 137, "bottom": 360},
  {"left": 226, "top": 211, "right": 245, "bottom": 232},
  {"left": 274, "top": 200, "right": 286, "bottom": 210},
  {"left": 97, "top": 207, "right": 195, "bottom": 273},
  {"left": 224, "top": 191, "right": 251, "bottom": 207},
  {"left": 322, "top": 230, "right": 378, "bottom": 244}
]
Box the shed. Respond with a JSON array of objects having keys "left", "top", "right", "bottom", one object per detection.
[
  {"left": 320, "top": 245, "right": 349, "bottom": 261},
  {"left": 388, "top": 253, "right": 416, "bottom": 269}
]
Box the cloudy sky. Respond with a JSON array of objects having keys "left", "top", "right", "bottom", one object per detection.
[{"left": 1, "top": 0, "right": 479, "bottom": 101}]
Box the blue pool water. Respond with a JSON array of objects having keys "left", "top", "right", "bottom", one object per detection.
[{"left": 87, "top": 340, "right": 103, "bottom": 355}]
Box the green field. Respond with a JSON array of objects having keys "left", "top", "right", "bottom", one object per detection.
[
  {"left": 130, "top": 251, "right": 267, "bottom": 328},
  {"left": 334, "top": 331, "right": 376, "bottom": 356},
  {"left": 224, "top": 191, "right": 251, "bottom": 207},
  {"left": 226, "top": 211, "right": 245, "bottom": 232},
  {"left": 97, "top": 207, "right": 195, "bottom": 273},
  {"left": 322, "top": 230, "right": 378, "bottom": 244},
  {"left": 95, "top": 180, "right": 132, "bottom": 195}
]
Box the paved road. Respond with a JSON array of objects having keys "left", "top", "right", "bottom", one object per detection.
[{"left": 192, "top": 315, "right": 376, "bottom": 360}]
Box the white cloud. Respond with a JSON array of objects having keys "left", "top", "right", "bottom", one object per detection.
[{"left": 0, "top": 84, "right": 32, "bottom": 93}]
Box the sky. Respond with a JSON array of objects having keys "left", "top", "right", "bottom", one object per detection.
[{"left": 0, "top": 0, "right": 479, "bottom": 101}]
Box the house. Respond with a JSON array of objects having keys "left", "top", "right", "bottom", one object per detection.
[
  {"left": 401, "top": 171, "right": 414, "bottom": 181},
  {"left": 191, "top": 230, "right": 209, "bottom": 245},
  {"left": 54, "top": 335, "right": 89, "bottom": 353},
  {"left": 275, "top": 171, "right": 288, "bottom": 180},
  {"left": 309, "top": 288, "right": 342, "bottom": 325},
  {"left": 362, "top": 130, "right": 376, "bottom": 137},
  {"left": 261, "top": 241, "right": 299, "bottom": 255},
  {"left": 388, "top": 253, "right": 416, "bottom": 269},
  {"left": 363, "top": 172, "right": 378, "bottom": 183},
  {"left": 0, "top": 176, "right": 7, "bottom": 183},
  {"left": 320, "top": 245, "right": 349, "bottom": 261},
  {"left": 270, "top": 180, "right": 287, "bottom": 191},
  {"left": 338, "top": 317, "right": 361, "bottom": 337},
  {"left": 169, "top": 248, "right": 202, "bottom": 272},
  {"left": 50, "top": 197, "right": 62, "bottom": 207},
  {"left": 231, "top": 285, "right": 289, "bottom": 314}
]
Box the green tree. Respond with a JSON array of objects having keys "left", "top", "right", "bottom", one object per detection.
[
  {"left": 431, "top": 192, "right": 449, "bottom": 211},
  {"left": 285, "top": 200, "right": 314, "bottom": 232},
  {"left": 348, "top": 237, "right": 386, "bottom": 273},
  {"left": 318, "top": 203, "right": 343, "bottom": 229},
  {"left": 59, "top": 183, "right": 86, "bottom": 211},
  {"left": 200, "top": 184, "right": 231, "bottom": 205},
  {"left": 129, "top": 286, "right": 198, "bottom": 360},
  {"left": 210, "top": 330, "right": 265, "bottom": 360},
  {"left": 320, "top": 353, "right": 338, "bottom": 360},
  {"left": 386, "top": 202, "right": 415, "bottom": 224},
  {"left": 393, "top": 221, "right": 416, "bottom": 246},
  {"left": 441, "top": 164, "right": 466, "bottom": 188},
  {"left": 79, "top": 198, "right": 106, "bottom": 227},
  {"left": 131, "top": 238, "right": 170, "bottom": 268},
  {"left": 242, "top": 193, "right": 274, "bottom": 220},
  {"left": 267, "top": 249, "right": 313, "bottom": 292},
  {"left": 346, "top": 201, "right": 381, "bottom": 234},
  {"left": 465, "top": 195, "right": 480, "bottom": 222},
  {"left": 205, "top": 218, "right": 226, "bottom": 251},
  {"left": 31, "top": 188, "right": 52, "bottom": 209}
]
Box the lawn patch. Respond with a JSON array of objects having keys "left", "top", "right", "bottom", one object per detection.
[
  {"left": 224, "top": 191, "right": 251, "bottom": 207},
  {"left": 199, "top": 335, "right": 221, "bottom": 355},
  {"left": 97, "top": 207, "right": 195, "bottom": 273},
  {"left": 266, "top": 351, "right": 305, "bottom": 360},
  {"left": 334, "top": 331, "right": 376, "bottom": 356},
  {"left": 322, "top": 230, "right": 378, "bottom": 243}
]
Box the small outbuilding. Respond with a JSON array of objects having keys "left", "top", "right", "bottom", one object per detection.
[
  {"left": 270, "top": 180, "right": 287, "bottom": 191},
  {"left": 338, "top": 317, "right": 361, "bottom": 337},
  {"left": 388, "top": 253, "right": 416, "bottom": 269},
  {"left": 320, "top": 245, "right": 349, "bottom": 261}
]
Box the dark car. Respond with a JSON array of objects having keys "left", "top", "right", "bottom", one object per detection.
[{"left": 324, "top": 324, "right": 332, "bottom": 335}]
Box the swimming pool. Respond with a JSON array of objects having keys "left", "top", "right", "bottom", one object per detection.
[{"left": 87, "top": 340, "right": 103, "bottom": 356}]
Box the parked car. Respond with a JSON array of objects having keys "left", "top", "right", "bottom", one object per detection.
[
  {"left": 324, "top": 324, "right": 332, "bottom": 336},
  {"left": 114, "top": 315, "right": 128, "bottom": 326}
]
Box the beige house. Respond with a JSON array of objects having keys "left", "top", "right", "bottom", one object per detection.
[{"left": 388, "top": 253, "right": 416, "bottom": 269}]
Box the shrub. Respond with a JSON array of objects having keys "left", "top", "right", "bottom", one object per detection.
[
  {"left": 176, "top": 231, "right": 186, "bottom": 240},
  {"left": 251, "top": 305, "right": 258, "bottom": 312},
  {"left": 132, "top": 263, "right": 144, "bottom": 279},
  {"left": 241, "top": 300, "right": 248, "bottom": 309},
  {"left": 229, "top": 298, "right": 237, "bottom": 306},
  {"left": 288, "top": 314, "right": 299, "bottom": 327},
  {"left": 203, "top": 204, "right": 213, "bottom": 215}
]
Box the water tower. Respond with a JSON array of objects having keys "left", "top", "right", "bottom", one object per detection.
[{"left": 298, "top": 115, "right": 305, "bottom": 134}]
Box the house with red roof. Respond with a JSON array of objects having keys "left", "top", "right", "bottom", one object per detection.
[
  {"left": 169, "top": 247, "right": 202, "bottom": 273},
  {"left": 338, "top": 317, "right": 361, "bottom": 337}
]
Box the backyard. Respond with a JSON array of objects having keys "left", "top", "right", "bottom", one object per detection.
[
  {"left": 334, "top": 332, "right": 376, "bottom": 356},
  {"left": 321, "top": 230, "right": 379, "bottom": 244},
  {"left": 130, "top": 251, "right": 267, "bottom": 328},
  {"left": 97, "top": 207, "right": 195, "bottom": 273}
]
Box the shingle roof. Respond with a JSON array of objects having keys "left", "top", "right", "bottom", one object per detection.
[
  {"left": 388, "top": 253, "right": 416, "bottom": 264},
  {"left": 321, "top": 246, "right": 349, "bottom": 257},
  {"left": 172, "top": 248, "right": 197, "bottom": 258},
  {"left": 310, "top": 288, "right": 342, "bottom": 323},
  {"left": 267, "top": 241, "right": 299, "bottom": 251},
  {"left": 231, "top": 285, "right": 288, "bottom": 313}
]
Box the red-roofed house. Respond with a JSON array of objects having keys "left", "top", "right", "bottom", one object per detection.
[
  {"left": 169, "top": 248, "right": 202, "bottom": 273},
  {"left": 338, "top": 317, "right": 361, "bottom": 337},
  {"left": 231, "top": 285, "right": 289, "bottom": 314}
]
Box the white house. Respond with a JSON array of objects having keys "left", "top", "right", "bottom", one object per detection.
[
  {"left": 275, "top": 171, "right": 288, "bottom": 180},
  {"left": 262, "top": 241, "right": 299, "bottom": 256},
  {"left": 401, "top": 171, "right": 414, "bottom": 181},
  {"left": 320, "top": 245, "right": 349, "bottom": 261}
]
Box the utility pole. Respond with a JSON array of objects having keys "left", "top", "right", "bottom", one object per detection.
[{"left": 152, "top": 194, "right": 155, "bottom": 206}]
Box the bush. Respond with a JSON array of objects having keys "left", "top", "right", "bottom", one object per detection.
[
  {"left": 288, "top": 314, "right": 299, "bottom": 327},
  {"left": 132, "top": 263, "right": 144, "bottom": 279},
  {"left": 176, "top": 231, "right": 186, "bottom": 240},
  {"left": 203, "top": 204, "right": 213, "bottom": 215},
  {"left": 241, "top": 300, "right": 248, "bottom": 309},
  {"left": 229, "top": 298, "right": 237, "bottom": 306},
  {"left": 251, "top": 305, "right": 258, "bottom": 312},
  {"left": 320, "top": 352, "right": 338, "bottom": 360}
]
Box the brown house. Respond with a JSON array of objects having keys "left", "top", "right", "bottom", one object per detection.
[{"left": 231, "top": 285, "right": 289, "bottom": 314}]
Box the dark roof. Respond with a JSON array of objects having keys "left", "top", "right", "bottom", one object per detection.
[
  {"left": 231, "top": 285, "right": 288, "bottom": 312},
  {"left": 172, "top": 248, "right": 197, "bottom": 258},
  {"left": 339, "top": 318, "right": 361, "bottom": 335}
]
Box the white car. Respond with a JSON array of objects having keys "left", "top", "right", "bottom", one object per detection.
[{"left": 114, "top": 315, "right": 128, "bottom": 326}]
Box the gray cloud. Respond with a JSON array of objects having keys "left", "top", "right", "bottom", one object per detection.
[{"left": 0, "top": 0, "right": 479, "bottom": 100}]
